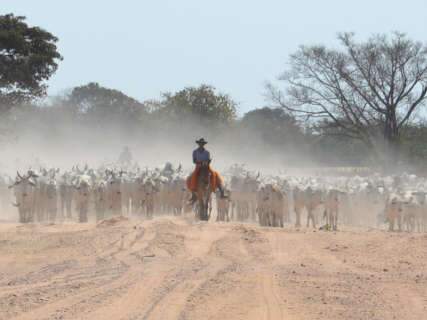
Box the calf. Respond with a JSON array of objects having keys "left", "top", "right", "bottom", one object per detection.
[
  {"left": 323, "top": 189, "right": 341, "bottom": 231},
  {"left": 216, "top": 189, "right": 231, "bottom": 222}
]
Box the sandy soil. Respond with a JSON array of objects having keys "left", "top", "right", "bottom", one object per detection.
[{"left": 0, "top": 216, "right": 426, "bottom": 320}]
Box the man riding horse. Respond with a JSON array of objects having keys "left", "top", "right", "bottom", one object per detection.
[{"left": 188, "top": 138, "right": 226, "bottom": 204}]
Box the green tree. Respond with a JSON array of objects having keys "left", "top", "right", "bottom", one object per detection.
[
  {"left": 66, "top": 82, "right": 147, "bottom": 122},
  {"left": 0, "top": 14, "right": 62, "bottom": 110},
  {"left": 156, "top": 85, "right": 237, "bottom": 124},
  {"left": 311, "top": 120, "right": 372, "bottom": 166},
  {"left": 240, "top": 107, "right": 305, "bottom": 147},
  {"left": 400, "top": 122, "right": 427, "bottom": 167}
]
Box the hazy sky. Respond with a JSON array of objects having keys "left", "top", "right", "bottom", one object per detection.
[{"left": 3, "top": 0, "right": 427, "bottom": 113}]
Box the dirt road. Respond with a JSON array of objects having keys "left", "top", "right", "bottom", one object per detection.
[{"left": 0, "top": 216, "right": 426, "bottom": 320}]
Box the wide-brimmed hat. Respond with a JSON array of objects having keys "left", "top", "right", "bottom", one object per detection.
[{"left": 196, "top": 138, "right": 208, "bottom": 145}]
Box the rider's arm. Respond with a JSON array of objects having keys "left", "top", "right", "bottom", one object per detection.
[{"left": 192, "top": 150, "right": 197, "bottom": 164}]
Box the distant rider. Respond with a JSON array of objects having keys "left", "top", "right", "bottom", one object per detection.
[
  {"left": 188, "top": 138, "right": 226, "bottom": 203},
  {"left": 118, "top": 146, "right": 133, "bottom": 167}
]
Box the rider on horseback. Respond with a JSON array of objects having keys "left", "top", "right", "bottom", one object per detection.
[{"left": 188, "top": 138, "right": 226, "bottom": 203}]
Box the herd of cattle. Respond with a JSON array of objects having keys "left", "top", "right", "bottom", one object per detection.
[{"left": 1, "top": 163, "right": 427, "bottom": 233}]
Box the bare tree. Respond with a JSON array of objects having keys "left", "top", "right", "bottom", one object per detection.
[{"left": 267, "top": 32, "right": 427, "bottom": 165}]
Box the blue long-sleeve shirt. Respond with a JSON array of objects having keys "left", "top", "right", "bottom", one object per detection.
[{"left": 193, "top": 148, "right": 211, "bottom": 164}]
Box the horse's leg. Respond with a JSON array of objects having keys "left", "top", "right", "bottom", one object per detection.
[
  {"left": 207, "top": 193, "right": 212, "bottom": 220},
  {"left": 201, "top": 194, "right": 206, "bottom": 221}
]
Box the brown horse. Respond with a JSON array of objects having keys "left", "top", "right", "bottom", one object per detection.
[{"left": 196, "top": 161, "right": 213, "bottom": 221}]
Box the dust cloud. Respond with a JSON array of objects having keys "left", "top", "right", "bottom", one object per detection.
[{"left": 0, "top": 104, "right": 315, "bottom": 175}]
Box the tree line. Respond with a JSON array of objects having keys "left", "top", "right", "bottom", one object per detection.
[{"left": 1, "top": 13, "right": 427, "bottom": 170}]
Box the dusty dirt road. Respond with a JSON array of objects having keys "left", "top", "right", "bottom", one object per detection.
[{"left": 0, "top": 216, "right": 426, "bottom": 320}]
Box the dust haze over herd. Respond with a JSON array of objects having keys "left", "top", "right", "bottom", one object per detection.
[
  {"left": 2, "top": 2, "right": 427, "bottom": 320},
  {"left": 0, "top": 99, "right": 307, "bottom": 173}
]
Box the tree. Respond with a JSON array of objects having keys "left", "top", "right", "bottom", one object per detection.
[
  {"left": 400, "top": 122, "right": 427, "bottom": 168},
  {"left": 66, "top": 82, "right": 147, "bottom": 122},
  {"left": 310, "top": 120, "right": 372, "bottom": 166},
  {"left": 268, "top": 32, "right": 427, "bottom": 165},
  {"left": 240, "top": 107, "right": 305, "bottom": 147},
  {"left": 0, "top": 14, "right": 62, "bottom": 110},
  {"left": 155, "top": 85, "right": 237, "bottom": 124}
]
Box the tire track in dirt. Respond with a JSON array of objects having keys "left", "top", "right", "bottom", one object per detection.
[
  {"left": 238, "top": 226, "right": 289, "bottom": 320},
  {"left": 175, "top": 224, "right": 277, "bottom": 320},
  {"left": 6, "top": 220, "right": 150, "bottom": 320},
  {"left": 77, "top": 218, "right": 198, "bottom": 320},
  {"left": 111, "top": 220, "right": 231, "bottom": 320},
  {"left": 175, "top": 233, "right": 248, "bottom": 320},
  {"left": 260, "top": 274, "right": 284, "bottom": 320}
]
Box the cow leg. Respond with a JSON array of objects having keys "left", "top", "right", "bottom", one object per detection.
[
  {"left": 80, "top": 206, "right": 88, "bottom": 223},
  {"left": 29, "top": 208, "right": 34, "bottom": 223},
  {"left": 397, "top": 215, "right": 403, "bottom": 232},
  {"left": 295, "top": 207, "right": 301, "bottom": 228},
  {"left": 65, "top": 199, "right": 71, "bottom": 219},
  {"left": 331, "top": 210, "right": 336, "bottom": 231},
  {"left": 60, "top": 198, "right": 65, "bottom": 219},
  {"left": 388, "top": 217, "right": 395, "bottom": 232},
  {"left": 334, "top": 210, "right": 338, "bottom": 231},
  {"left": 312, "top": 210, "right": 317, "bottom": 229},
  {"left": 308, "top": 208, "right": 316, "bottom": 228},
  {"left": 18, "top": 207, "right": 23, "bottom": 223}
]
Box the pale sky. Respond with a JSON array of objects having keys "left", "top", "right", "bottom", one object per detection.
[{"left": 2, "top": 0, "right": 427, "bottom": 113}]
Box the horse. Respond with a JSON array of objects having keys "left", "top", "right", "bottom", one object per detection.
[{"left": 196, "top": 161, "right": 213, "bottom": 221}]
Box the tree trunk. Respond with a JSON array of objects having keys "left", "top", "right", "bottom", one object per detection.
[{"left": 383, "top": 110, "right": 400, "bottom": 172}]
